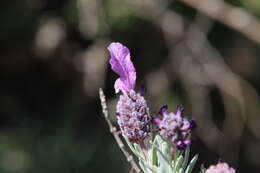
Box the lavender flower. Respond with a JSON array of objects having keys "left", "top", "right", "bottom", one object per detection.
[
  {"left": 108, "top": 42, "right": 152, "bottom": 143},
  {"left": 155, "top": 105, "right": 195, "bottom": 150},
  {"left": 116, "top": 90, "right": 151, "bottom": 143},
  {"left": 206, "top": 162, "right": 236, "bottom": 173},
  {"left": 108, "top": 42, "right": 136, "bottom": 94}
]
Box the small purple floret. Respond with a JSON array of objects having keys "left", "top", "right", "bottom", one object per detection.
[
  {"left": 154, "top": 118, "right": 161, "bottom": 125},
  {"left": 155, "top": 106, "right": 196, "bottom": 150},
  {"left": 177, "top": 141, "right": 186, "bottom": 150},
  {"left": 184, "top": 140, "right": 193, "bottom": 146},
  {"left": 107, "top": 42, "right": 136, "bottom": 94},
  {"left": 189, "top": 118, "right": 197, "bottom": 130},
  {"left": 177, "top": 140, "right": 193, "bottom": 150},
  {"left": 176, "top": 106, "right": 184, "bottom": 116},
  {"left": 158, "top": 104, "right": 168, "bottom": 116},
  {"left": 137, "top": 87, "right": 145, "bottom": 95}
]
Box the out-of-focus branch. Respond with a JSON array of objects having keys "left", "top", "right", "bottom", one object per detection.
[
  {"left": 182, "top": 0, "right": 260, "bottom": 45},
  {"left": 99, "top": 88, "right": 141, "bottom": 173}
]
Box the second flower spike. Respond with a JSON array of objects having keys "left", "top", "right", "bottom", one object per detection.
[{"left": 155, "top": 106, "right": 196, "bottom": 150}]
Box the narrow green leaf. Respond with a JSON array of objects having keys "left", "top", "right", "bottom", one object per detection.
[
  {"left": 125, "top": 139, "right": 145, "bottom": 160},
  {"left": 200, "top": 164, "right": 206, "bottom": 173},
  {"left": 182, "top": 146, "right": 190, "bottom": 171},
  {"left": 175, "top": 149, "right": 184, "bottom": 160},
  {"left": 161, "top": 142, "right": 171, "bottom": 161},
  {"left": 149, "top": 141, "right": 173, "bottom": 167},
  {"left": 139, "top": 160, "right": 157, "bottom": 173},
  {"left": 153, "top": 135, "right": 164, "bottom": 146},
  {"left": 125, "top": 138, "right": 136, "bottom": 153},
  {"left": 139, "top": 160, "right": 148, "bottom": 173},
  {"left": 148, "top": 143, "right": 157, "bottom": 166},
  {"left": 173, "top": 155, "right": 184, "bottom": 173},
  {"left": 157, "top": 151, "right": 172, "bottom": 173},
  {"left": 134, "top": 143, "right": 145, "bottom": 160},
  {"left": 184, "top": 155, "right": 198, "bottom": 173}
]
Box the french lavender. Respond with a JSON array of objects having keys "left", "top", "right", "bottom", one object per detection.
[
  {"left": 108, "top": 42, "right": 152, "bottom": 143},
  {"left": 100, "top": 42, "right": 236, "bottom": 173}
]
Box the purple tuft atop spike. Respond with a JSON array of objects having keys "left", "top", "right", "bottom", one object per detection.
[{"left": 107, "top": 42, "right": 136, "bottom": 94}]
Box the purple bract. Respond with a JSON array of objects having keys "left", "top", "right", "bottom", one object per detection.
[{"left": 107, "top": 42, "right": 136, "bottom": 94}]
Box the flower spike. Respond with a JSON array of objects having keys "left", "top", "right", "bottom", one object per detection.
[
  {"left": 116, "top": 90, "right": 152, "bottom": 143},
  {"left": 155, "top": 106, "right": 196, "bottom": 150}
]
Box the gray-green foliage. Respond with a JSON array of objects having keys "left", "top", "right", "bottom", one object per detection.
[{"left": 125, "top": 135, "right": 199, "bottom": 173}]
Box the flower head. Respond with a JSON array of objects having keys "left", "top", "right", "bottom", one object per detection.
[
  {"left": 116, "top": 90, "right": 152, "bottom": 143},
  {"left": 108, "top": 42, "right": 151, "bottom": 143},
  {"left": 107, "top": 42, "right": 136, "bottom": 94},
  {"left": 206, "top": 162, "right": 236, "bottom": 173},
  {"left": 155, "top": 106, "right": 195, "bottom": 150}
]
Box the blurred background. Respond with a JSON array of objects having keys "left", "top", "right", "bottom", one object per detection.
[{"left": 1, "top": 0, "right": 260, "bottom": 172}]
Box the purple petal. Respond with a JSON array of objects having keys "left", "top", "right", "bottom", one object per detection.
[
  {"left": 138, "top": 87, "right": 145, "bottom": 95},
  {"left": 153, "top": 118, "right": 161, "bottom": 125},
  {"left": 176, "top": 141, "right": 186, "bottom": 150},
  {"left": 184, "top": 140, "right": 193, "bottom": 146},
  {"left": 108, "top": 42, "right": 136, "bottom": 94},
  {"left": 158, "top": 104, "right": 168, "bottom": 116},
  {"left": 189, "top": 118, "right": 197, "bottom": 130},
  {"left": 181, "top": 118, "right": 191, "bottom": 131},
  {"left": 176, "top": 106, "right": 184, "bottom": 116}
]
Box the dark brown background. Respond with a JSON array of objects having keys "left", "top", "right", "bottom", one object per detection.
[{"left": 0, "top": 0, "right": 260, "bottom": 172}]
